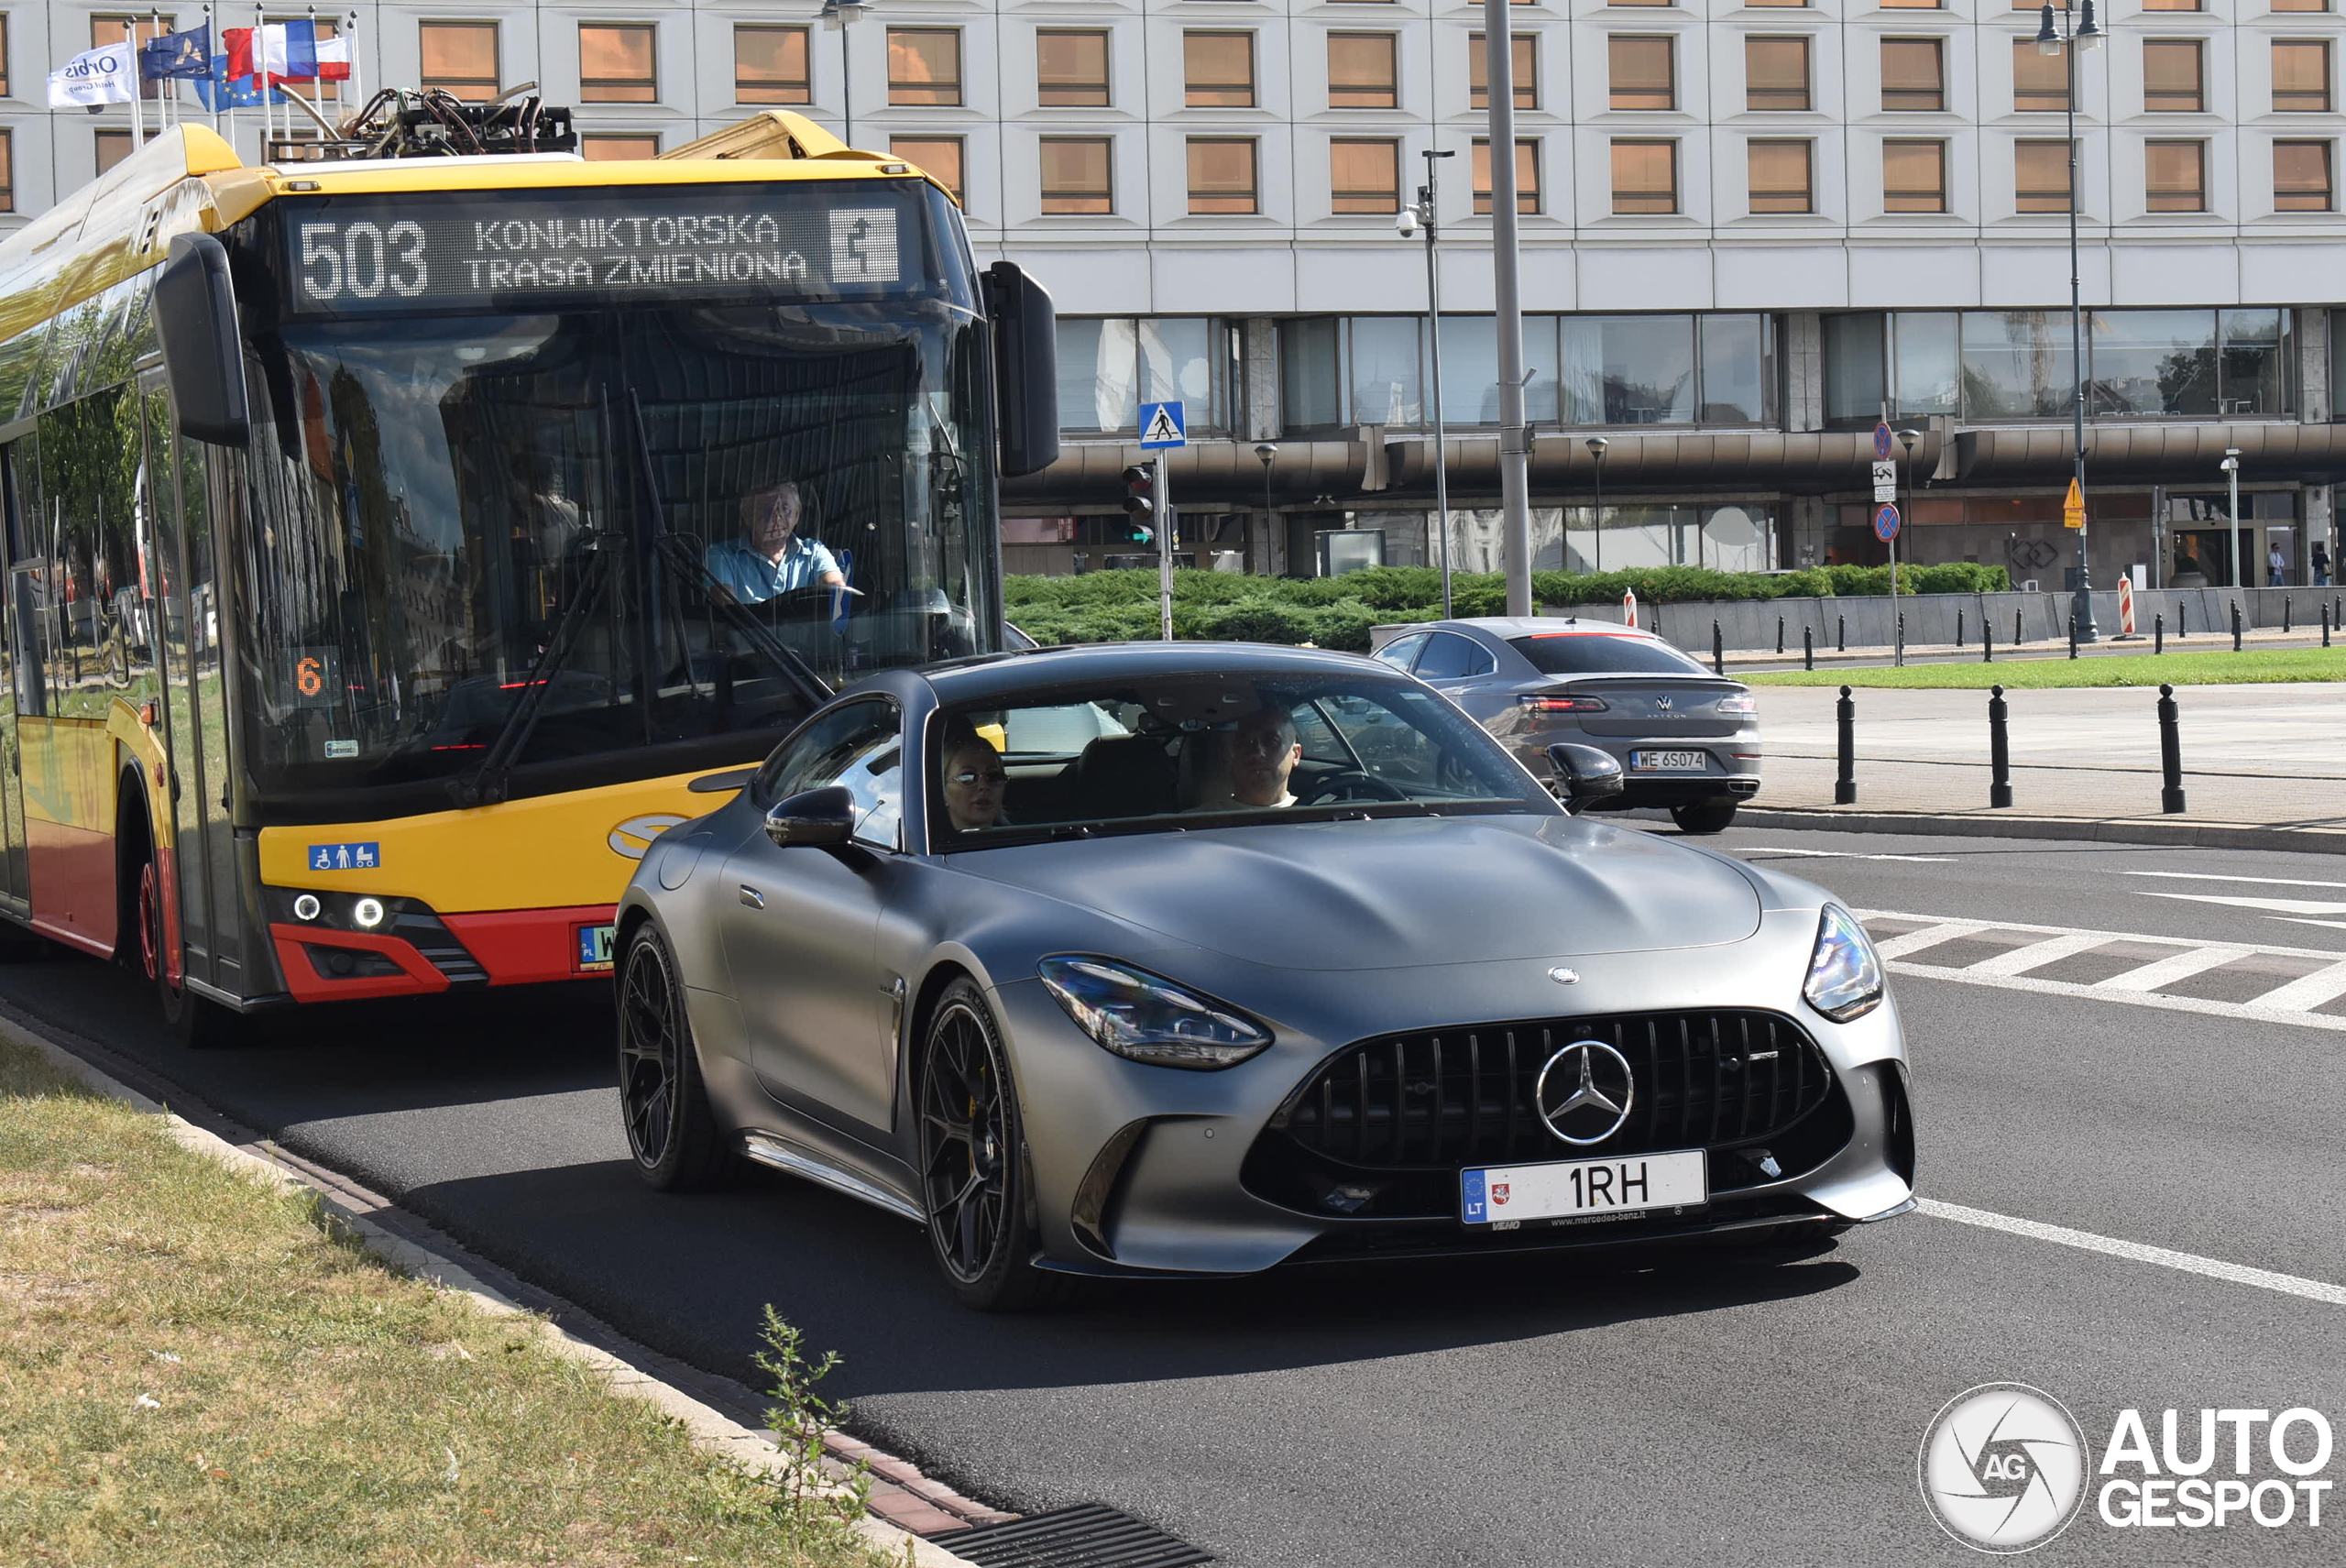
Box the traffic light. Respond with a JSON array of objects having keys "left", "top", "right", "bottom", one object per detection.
[{"left": 1121, "top": 462, "right": 1156, "bottom": 544}]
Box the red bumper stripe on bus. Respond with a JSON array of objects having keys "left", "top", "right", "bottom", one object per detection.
[
  {"left": 442, "top": 904, "right": 619, "bottom": 986},
  {"left": 269, "top": 925, "right": 450, "bottom": 1004}
]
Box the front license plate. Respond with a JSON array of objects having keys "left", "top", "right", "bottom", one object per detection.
[
  {"left": 576, "top": 923, "right": 616, "bottom": 973},
  {"left": 1630, "top": 749, "right": 1709, "bottom": 772},
  {"left": 1460, "top": 1149, "right": 1707, "bottom": 1226}
]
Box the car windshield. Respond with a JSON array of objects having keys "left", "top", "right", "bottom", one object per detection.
[
  {"left": 1507, "top": 633, "right": 1711, "bottom": 676},
  {"left": 934, "top": 673, "right": 1553, "bottom": 844}
]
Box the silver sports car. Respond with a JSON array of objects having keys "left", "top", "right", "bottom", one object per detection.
[
  {"left": 1372, "top": 617, "right": 1760, "bottom": 834},
  {"left": 615, "top": 642, "right": 1914, "bottom": 1310}
]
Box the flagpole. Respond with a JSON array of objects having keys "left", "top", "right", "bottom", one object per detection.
[
  {"left": 131, "top": 37, "right": 147, "bottom": 148},
  {"left": 347, "top": 9, "right": 362, "bottom": 109},
  {"left": 256, "top": 3, "right": 269, "bottom": 153}
]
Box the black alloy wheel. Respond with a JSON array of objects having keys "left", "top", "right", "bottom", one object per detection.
[
  {"left": 917, "top": 980, "right": 1063, "bottom": 1311},
  {"left": 1671, "top": 803, "right": 1738, "bottom": 835},
  {"left": 618, "top": 927, "right": 739, "bottom": 1191}
]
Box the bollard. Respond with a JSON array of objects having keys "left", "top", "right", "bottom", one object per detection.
[
  {"left": 2154, "top": 613, "right": 2164, "bottom": 656},
  {"left": 2179, "top": 600, "right": 2189, "bottom": 638},
  {"left": 2231, "top": 599, "right": 2243, "bottom": 652},
  {"left": 2326, "top": 603, "right": 2334, "bottom": 649},
  {"left": 2157, "top": 684, "right": 2187, "bottom": 814},
  {"left": 1836, "top": 614, "right": 1846, "bottom": 653},
  {"left": 1803, "top": 624, "right": 1814, "bottom": 671},
  {"left": 2014, "top": 609, "right": 2023, "bottom": 647},
  {"left": 1982, "top": 619, "right": 1994, "bottom": 663},
  {"left": 1896, "top": 613, "right": 1905, "bottom": 667},
  {"left": 1957, "top": 610, "right": 1966, "bottom": 649},
  {"left": 1776, "top": 616, "right": 1785, "bottom": 655},
  {"left": 2285, "top": 598, "right": 2294, "bottom": 634},
  {"left": 1988, "top": 685, "right": 2012, "bottom": 808},
  {"left": 2068, "top": 619, "right": 2078, "bottom": 660},
  {"left": 1834, "top": 685, "right": 1857, "bottom": 805},
  {"left": 1711, "top": 620, "right": 1725, "bottom": 676}
]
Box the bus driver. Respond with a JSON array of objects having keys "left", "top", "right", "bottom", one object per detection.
[{"left": 704, "top": 480, "right": 848, "bottom": 604}]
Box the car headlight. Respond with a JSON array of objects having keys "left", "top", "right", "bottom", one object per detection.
[
  {"left": 1036, "top": 956, "right": 1273, "bottom": 1070},
  {"left": 1803, "top": 905, "right": 1885, "bottom": 1023}
]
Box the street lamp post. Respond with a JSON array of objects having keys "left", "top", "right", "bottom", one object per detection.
[
  {"left": 819, "top": 0, "right": 870, "bottom": 148},
  {"left": 2037, "top": 0, "right": 2103, "bottom": 643},
  {"left": 1896, "top": 428, "right": 1923, "bottom": 667},
  {"left": 1255, "top": 443, "right": 1278, "bottom": 574},
  {"left": 1397, "top": 148, "right": 1458, "bottom": 618},
  {"left": 2220, "top": 446, "right": 2242, "bottom": 594},
  {"left": 1586, "top": 438, "right": 1608, "bottom": 575}
]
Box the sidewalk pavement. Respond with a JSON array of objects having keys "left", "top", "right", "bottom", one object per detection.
[
  {"left": 1713, "top": 621, "right": 2337, "bottom": 673},
  {"left": 1740, "top": 680, "right": 2346, "bottom": 852}
]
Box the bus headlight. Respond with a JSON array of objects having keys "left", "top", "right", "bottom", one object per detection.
[
  {"left": 292, "top": 894, "right": 322, "bottom": 922},
  {"left": 353, "top": 897, "right": 387, "bottom": 930}
]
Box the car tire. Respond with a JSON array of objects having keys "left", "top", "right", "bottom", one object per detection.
[
  {"left": 123, "top": 810, "right": 231, "bottom": 1048},
  {"left": 618, "top": 925, "right": 741, "bottom": 1192},
  {"left": 1671, "top": 803, "right": 1738, "bottom": 835},
  {"left": 917, "top": 979, "right": 1069, "bottom": 1312}
]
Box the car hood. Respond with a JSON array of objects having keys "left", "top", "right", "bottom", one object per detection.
[{"left": 949, "top": 814, "right": 1763, "bottom": 971}]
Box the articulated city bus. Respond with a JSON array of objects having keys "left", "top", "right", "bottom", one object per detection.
[{"left": 0, "top": 111, "right": 1056, "bottom": 1041}]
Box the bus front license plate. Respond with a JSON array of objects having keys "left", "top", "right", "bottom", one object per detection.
[
  {"left": 1460, "top": 1149, "right": 1706, "bottom": 1225},
  {"left": 576, "top": 924, "right": 617, "bottom": 973}
]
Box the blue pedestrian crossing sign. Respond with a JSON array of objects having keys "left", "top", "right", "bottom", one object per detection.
[
  {"left": 1873, "top": 504, "right": 1902, "bottom": 543},
  {"left": 1137, "top": 401, "right": 1187, "bottom": 449}
]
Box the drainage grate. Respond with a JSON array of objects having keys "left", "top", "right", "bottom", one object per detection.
[{"left": 941, "top": 1504, "right": 1213, "bottom": 1568}]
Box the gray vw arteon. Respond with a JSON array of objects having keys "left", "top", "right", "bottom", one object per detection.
[
  {"left": 615, "top": 642, "right": 1913, "bottom": 1310},
  {"left": 1372, "top": 618, "right": 1760, "bottom": 833}
]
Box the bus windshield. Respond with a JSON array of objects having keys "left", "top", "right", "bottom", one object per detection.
[{"left": 233, "top": 181, "right": 996, "bottom": 806}]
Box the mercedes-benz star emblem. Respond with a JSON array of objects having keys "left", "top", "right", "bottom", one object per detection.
[
  {"left": 1533, "top": 1040, "right": 1634, "bottom": 1146},
  {"left": 1546, "top": 967, "right": 1580, "bottom": 985}
]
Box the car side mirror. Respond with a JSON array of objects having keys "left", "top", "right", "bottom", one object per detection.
[
  {"left": 154, "top": 233, "right": 251, "bottom": 447},
  {"left": 764, "top": 785, "right": 856, "bottom": 848},
  {"left": 982, "top": 260, "right": 1058, "bottom": 477},
  {"left": 1546, "top": 743, "right": 1625, "bottom": 815}
]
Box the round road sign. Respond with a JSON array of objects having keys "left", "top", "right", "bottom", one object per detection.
[
  {"left": 1873, "top": 422, "right": 1894, "bottom": 461},
  {"left": 1874, "top": 503, "right": 1902, "bottom": 542}
]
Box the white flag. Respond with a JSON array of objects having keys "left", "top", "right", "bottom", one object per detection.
[{"left": 48, "top": 42, "right": 138, "bottom": 108}]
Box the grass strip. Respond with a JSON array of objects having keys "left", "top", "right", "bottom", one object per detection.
[
  {"left": 1744, "top": 647, "right": 2346, "bottom": 690},
  {"left": 0, "top": 1032, "right": 890, "bottom": 1568}
]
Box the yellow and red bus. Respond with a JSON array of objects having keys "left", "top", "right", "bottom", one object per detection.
[{"left": 0, "top": 111, "right": 1056, "bottom": 1040}]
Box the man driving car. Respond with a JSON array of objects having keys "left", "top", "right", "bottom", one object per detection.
[
  {"left": 1188, "top": 706, "right": 1302, "bottom": 811},
  {"left": 704, "top": 480, "right": 847, "bottom": 604}
]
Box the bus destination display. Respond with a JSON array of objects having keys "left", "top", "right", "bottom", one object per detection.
[{"left": 283, "top": 188, "right": 915, "bottom": 313}]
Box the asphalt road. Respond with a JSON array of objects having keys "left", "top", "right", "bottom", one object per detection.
[{"left": 10, "top": 827, "right": 2346, "bottom": 1566}]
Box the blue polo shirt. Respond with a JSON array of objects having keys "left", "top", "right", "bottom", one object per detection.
[{"left": 702, "top": 536, "right": 841, "bottom": 602}]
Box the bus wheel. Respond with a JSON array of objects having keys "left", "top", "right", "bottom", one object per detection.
[{"left": 137, "top": 853, "right": 227, "bottom": 1049}]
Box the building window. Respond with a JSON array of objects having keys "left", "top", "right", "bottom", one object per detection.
[
  {"left": 892, "top": 137, "right": 965, "bottom": 205},
  {"left": 1184, "top": 33, "right": 1255, "bottom": 107},
  {"left": 95, "top": 129, "right": 133, "bottom": 174},
  {"left": 578, "top": 24, "right": 656, "bottom": 104},
  {"left": 1749, "top": 139, "right": 1814, "bottom": 213},
  {"left": 2014, "top": 140, "right": 2073, "bottom": 213},
  {"left": 1880, "top": 38, "right": 1946, "bottom": 112},
  {"left": 2274, "top": 41, "right": 2331, "bottom": 114},
  {"left": 93, "top": 16, "right": 167, "bottom": 98},
  {"left": 2012, "top": 38, "right": 2070, "bottom": 112},
  {"left": 735, "top": 27, "right": 810, "bottom": 104},
  {"left": 888, "top": 28, "right": 961, "bottom": 106},
  {"left": 1474, "top": 138, "right": 1542, "bottom": 214},
  {"left": 1879, "top": 0, "right": 1942, "bottom": 7},
  {"left": 1037, "top": 30, "right": 1110, "bottom": 107},
  {"left": 421, "top": 22, "right": 499, "bottom": 100},
  {"left": 1332, "top": 138, "right": 1402, "bottom": 214},
  {"left": 1608, "top": 37, "right": 1675, "bottom": 111},
  {"left": 0, "top": 17, "right": 9, "bottom": 98},
  {"left": 2275, "top": 140, "right": 2333, "bottom": 211},
  {"left": 1747, "top": 0, "right": 1808, "bottom": 7},
  {"left": 2146, "top": 139, "right": 2208, "bottom": 211},
  {"left": 1468, "top": 35, "right": 1538, "bottom": 111},
  {"left": 1884, "top": 139, "right": 1948, "bottom": 212},
  {"left": 1058, "top": 318, "right": 1235, "bottom": 435},
  {"left": 580, "top": 135, "right": 661, "bottom": 160},
  {"left": 1746, "top": 38, "right": 1811, "bottom": 113},
  {"left": 1328, "top": 34, "right": 1398, "bottom": 109},
  {"left": 1608, "top": 0, "right": 1672, "bottom": 7},
  {"left": 1610, "top": 139, "right": 1676, "bottom": 214},
  {"left": 2140, "top": 0, "right": 2202, "bottom": 9},
  {"left": 2143, "top": 39, "right": 2203, "bottom": 113},
  {"left": 2272, "top": 0, "right": 2330, "bottom": 11},
  {"left": 0, "top": 131, "right": 11, "bottom": 213},
  {"left": 1040, "top": 137, "right": 1113, "bottom": 214},
  {"left": 1188, "top": 137, "right": 1258, "bottom": 214}
]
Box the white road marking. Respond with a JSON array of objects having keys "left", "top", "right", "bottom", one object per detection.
[
  {"left": 2124, "top": 871, "right": 2346, "bottom": 891},
  {"left": 1871, "top": 921, "right": 1992, "bottom": 960},
  {"left": 2247, "top": 959, "right": 2346, "bottom": 1014},
  {"left": 1738, "top": 844, "right": 1955, "bottom": 864},
  {"left": 2091, "top": 945, "right": 2252, "bottom": 993},
  {"left": 1964, "top": 931, "right": 2113, "bottom": 978},
  {"left": 2138, "top": 890, "right": 2346, "bottom": 917},
  {"left": 2277, "top": 917, "right": 2346, "bottom": 933},
  {"left": 1922, "top": 1200, "right": 2346, "bottom": 1310}
]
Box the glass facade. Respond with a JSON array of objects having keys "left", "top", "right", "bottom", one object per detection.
[
  {"left": 1054, "top": 319, "right": 1236, "bottom": 433},
  {"left": 1825, "top": 310, "right": 2294, "bottom": 425},
  {"left": 1277, "top": 315, "right": 1776, "bottom": 431}
]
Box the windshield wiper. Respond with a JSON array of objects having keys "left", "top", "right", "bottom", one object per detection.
[{"left": 447, "top": 538, "right": 612, "bottom": 808}]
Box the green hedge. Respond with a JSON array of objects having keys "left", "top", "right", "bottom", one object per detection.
[{"left": 1003, "top": 563, "right": 2015, "bottom": 648}]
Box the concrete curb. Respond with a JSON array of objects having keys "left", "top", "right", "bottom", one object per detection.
[
  {"left": 0, "top": 1013, "right": 988, "bottom": 1568},
  {"left": 1734, "top": 806, "right": 2346, "bottom": 856}
]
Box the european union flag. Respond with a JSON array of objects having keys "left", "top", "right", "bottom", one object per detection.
[
  {"left": 140, "top": 27, "right": 214, "bottom": 82},
  {"left": 192, "top": 55, "right": 280, "bottom": 110}
]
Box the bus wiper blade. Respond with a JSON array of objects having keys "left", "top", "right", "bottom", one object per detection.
[{"left": 448, "top": 541, "right": 611, "bottom": 808}]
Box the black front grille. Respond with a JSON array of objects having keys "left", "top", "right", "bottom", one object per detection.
[{"left": 1277, "top": 1010, "right": 1833, "bottom": 1171}]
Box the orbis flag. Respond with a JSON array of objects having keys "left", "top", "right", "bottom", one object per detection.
[{"left": 49, "top": 42, "right": 137, "bottom": 107}]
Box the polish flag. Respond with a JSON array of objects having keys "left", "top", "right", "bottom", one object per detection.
[{"left": 314, "top": 34, "right": 351, "bottom": 82}]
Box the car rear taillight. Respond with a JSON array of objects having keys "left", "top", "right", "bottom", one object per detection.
[
  {"left": 1517, "top": 694, "right": 1608, "bottom": 713},
  {"left": 1716, "top": 695, "right": 1758, "bottom": 716}
]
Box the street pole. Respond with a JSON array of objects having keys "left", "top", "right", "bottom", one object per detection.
[
  {"left": 2221, "top": 446, "right": 2242, "bottom": 599},
  {"left": 1422, "top": 151, "right": 1456, "bottom": 618},
  {"left": 820, "top": 0, "right": 867, "bottom": 148},
  {"left": 1255, "top": 443, "right": 1277, "bottom": 576},
  {"left": 1586, "top": 438, "right": 1607, "bottom": 575},
  {"left": 1483, "top": 1, "right": 1533, "bottom": 616},
  {"left": 2040, "top": 0, "right": 2101, "bottom": 642},
  {"left": 1896, "top": 428, "right": 1922, "bottom": 667},
  {"left": 1157, "top": 457, "right": 1175, "bottom": 641}
]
